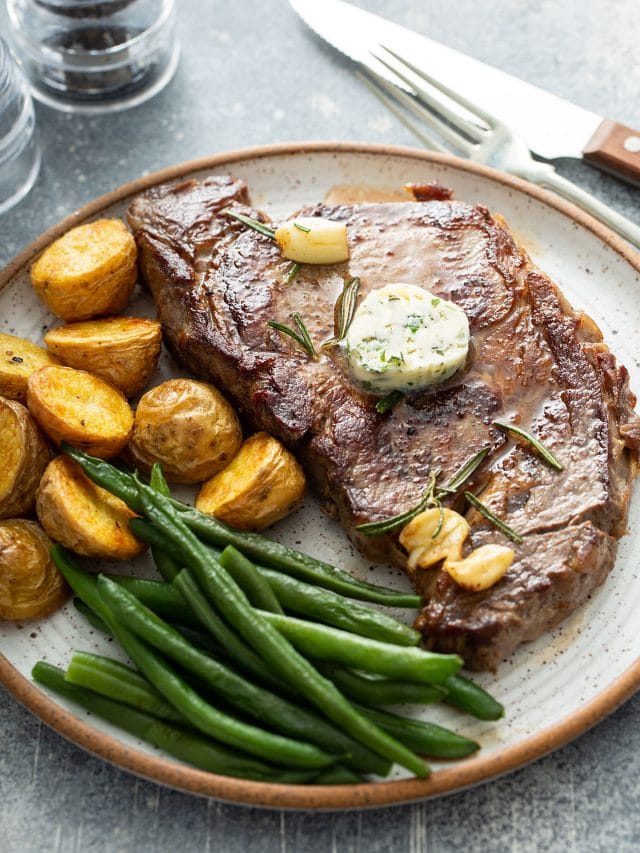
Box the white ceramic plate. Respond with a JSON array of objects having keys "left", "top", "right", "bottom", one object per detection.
[{"left": 1, "top": 142, "right": 639, "bottom": 810}]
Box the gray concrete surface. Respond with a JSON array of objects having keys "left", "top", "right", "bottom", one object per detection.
[{"left": 1, "top": 1, "right": 639, "bottom": 850}]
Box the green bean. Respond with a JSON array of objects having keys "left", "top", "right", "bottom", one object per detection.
[
  {"left": 258, "top": 566, "right": 420, "bottom": 646},
  {"left": 259, "top": 611, "right": 461, "bottom": 684},
  {"left": 355, "top": 704, "right": 479, "bottom": 759},
  {"left": 106, "top": 575, "right": 197, "bottom": 627},
  {"left": 149, "top": 463, "right": 171, "bottom": 497},
  {"left": 218, "top": 546, "right": 284, "bottom": 614},
  {"left": 65, "top": 651, "right": 183, "bottom": 722},
  {"left": 53, "top": 548, "right": 338, "bottom": 771},
  {"left": 318, "top": 664, "right": 447, "bottom": 707},
  {"left": 128, "top": 520, "right": 289, "bottom": 694},
  {"left": 63, "top": 444, "right": 421, "bottom": 608},
  {"left": 444, "top": 674, "right": 504, "bottom": 721},
  {"left": 97, "top": 575, "right": 390, "bottom": 777},
  {"left": 177, "top": 505, "right": 422, "bottom": 607},
  {"left": 32, "top": 662, "right": 326, "bottom": 784},
  {"left": 134, "top": 486, "right": 430, "bottom": 777}
]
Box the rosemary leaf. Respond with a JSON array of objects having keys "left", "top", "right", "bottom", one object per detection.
[
  {"left": 375, "top": 389, "right": 404, "bottom": 415},
  {"left": 285, "top": 262, "right": 301, "bottom": 283},
  {"left": 267, "top": 314, "right": 316, "bottom": 359},
  {"left": 293, "top": 221, "right": 311, "bottom": 233},
  {"left": 335, "top": 276, "right": 360, "bottom": 341},
  {"left": 437, "top": 445, "right": 492, "bottom": 497},
  {"left": 494, "top": 420, "right": 563, "bottom": 471},
  {"left": 357, "top": 470, "right": 439, "bottom": 537},
  {"left": 225, "top": 209, "right": 276, "bottom": 240},
  {"left": 464, "top": 491, "right": 523, "bottom": 544},
  {"left": 293, "top": 313, "right": 317, "bottom": 359}
]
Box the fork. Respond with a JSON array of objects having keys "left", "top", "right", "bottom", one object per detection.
[{"left": 358, "top": 47, "right": 640, "bottom": 251}]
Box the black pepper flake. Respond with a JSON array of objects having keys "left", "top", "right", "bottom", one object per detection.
[{"left": 11, "top": 356, "right": 23, "bottom": 363}]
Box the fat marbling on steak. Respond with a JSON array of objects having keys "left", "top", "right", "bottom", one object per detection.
[{"left": 128, "top": 175, "right": 640, "bottom": 670}]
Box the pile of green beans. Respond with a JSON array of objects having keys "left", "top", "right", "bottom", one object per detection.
[{"left": 33, "top": 447, "right": 504, "bottom": 786}]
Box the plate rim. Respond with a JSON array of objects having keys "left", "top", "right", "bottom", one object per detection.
[{"left": 2, "top": 139, "right": 639, "bottom": 810}]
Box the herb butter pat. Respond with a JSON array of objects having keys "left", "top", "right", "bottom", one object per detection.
[{"left": 345, "top": 283, "right": 469, "bottom": 393}]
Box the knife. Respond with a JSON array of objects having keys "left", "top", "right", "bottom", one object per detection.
[{"left": 290, "top": 0, "right": 640, "bottom": 187}]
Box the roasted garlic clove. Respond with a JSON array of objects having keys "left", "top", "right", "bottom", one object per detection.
[
  {"left": 399, "top": 507, "right": 470, "bottom": 571},
  {"left": 444, "top": 544, "right": 514, "bottom": 592},
  {"left": 275, "top": 217, "right": 349, "bottom": 265}
]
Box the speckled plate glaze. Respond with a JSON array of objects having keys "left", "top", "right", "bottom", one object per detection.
[{"left": 1, "top": 142, "right": 639, "bottom": 810}]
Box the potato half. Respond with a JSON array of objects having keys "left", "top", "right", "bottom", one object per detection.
[
  {"left": 45, "top": 316, "right": 162, "bottom": 398},
  {"left": 0, "top": 332, "right": 60, "bottom": 403},
  {"left": 128, "top": 379, "right": 242, "bottom": 484},
  {"left": 30, "top": 218, "right": 137, "bottom": 321},
  {"left": 0, "top": 397, "right": 51, "bottom": 520},
  {"left": 36, "top": 456, "right": 145, "bottom": 560},
  {"left": 195, "top": 432, "right": 306, "bottom": 530},
  {"left": 0, "top": 519, "right": 70, "bottom": 621},
  {"left": 27, "top": 365, "right": 133, "bottom": 458}
]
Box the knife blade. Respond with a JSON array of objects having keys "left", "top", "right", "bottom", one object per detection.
[{"left": 290, "top": 0, "right": 640, "bottom": 187}]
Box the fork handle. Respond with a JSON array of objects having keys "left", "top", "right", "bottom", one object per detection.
[{"left": 520, "top": 160, "right": 640, "bottom": 252}]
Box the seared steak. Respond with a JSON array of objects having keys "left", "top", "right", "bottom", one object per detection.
[{"left": 128, "top": 175, "right": 640, "bottom": 670}]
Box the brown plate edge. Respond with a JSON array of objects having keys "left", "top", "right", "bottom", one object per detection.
[{"left": 1, "top": 139, "right": 639, "bottom": 810}]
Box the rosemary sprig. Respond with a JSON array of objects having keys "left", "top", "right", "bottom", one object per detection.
[
  {"left": 494, "top": 420, "right": 563, "bottom": 471},
  {"left": 356, "top": 470, "right": 440, "bottom": 537},
  {"left": 356, "top": 445, "right": 493, "bottom": 537},
  {"left": 375, "top": 390, "right": 404, "bottom": 415},
  {"left": 225, "top": 210, "right": 276, "bottom": 240},
  {"left": 267, "top": 312, "right": 317, "bottom": 359},
  {"left": 463, "top": 491, "right": 523, "bottom": 544},
  {"left": 323, "top": 276, "right": 361, "bottom": 347},
  {"left": 285, "top": 262, "right": 301, "bottom": 283},
  {"left": 293, "top": 221, "right": 311, "bottom": 233}
]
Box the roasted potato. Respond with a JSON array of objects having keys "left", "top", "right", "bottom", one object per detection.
[
  {"left": 30, "top": 218, "right": 137, "bottom": 321},
  {"left": 36, "top": 456, "right": 145, "bottom": 560},
  {"left": 128, "top": 379, "right": 242, "bottom": 484},
  {"left": 0, "top": 519, "right": 70, "bottom": 620},
  {"left": 27, "top": 365, "right": 133, "bottom": 458},
  {"left": 0, "top": 397, "right": 50, "bottom": 519},
  {"left": 0, "top": 332, "right": 60, "bottom": 403},
  {"left": 195, "top": 431, "right": 305, "bottom": 530},
  {"left": 44, "top": 316, "right": 162, "bottom": 398}
]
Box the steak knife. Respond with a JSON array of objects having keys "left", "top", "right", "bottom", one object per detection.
[{"left": 290, "top": 0, "right": 640, "bottom": 187}]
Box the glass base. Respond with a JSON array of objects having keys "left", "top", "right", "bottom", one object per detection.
[{"left": 28, "top": 39, "right": 180, "bottom": 114}]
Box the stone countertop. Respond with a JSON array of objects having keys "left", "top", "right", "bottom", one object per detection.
[{"left": 1, "top": 1, "right": 640, "bottom": 850}]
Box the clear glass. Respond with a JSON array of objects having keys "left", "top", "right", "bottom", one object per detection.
[
  {"left": 0, "top": 37, "right": 40, "bottom": 215},
  {"left": 6, "top": 0, "right": 180, "bottom": 113}
]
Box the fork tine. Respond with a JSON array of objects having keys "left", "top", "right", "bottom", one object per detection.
[
  {"left": 372, "top": 49, "right": 487, "bottom": 149},
  {"left": 356, "top": 71, "right": 450, "bottom": 153},
  {"left": 361, "top": 64, "right": 477, "bottom": 156},
  {"left": 380, "top": 45, "right": 500, "bottom": 131}
]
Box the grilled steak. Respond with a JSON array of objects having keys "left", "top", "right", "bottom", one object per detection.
[{"left": 128, "top": 175, "right": 640, "bottom": 670}]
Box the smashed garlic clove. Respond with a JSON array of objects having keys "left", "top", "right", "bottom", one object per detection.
[
  {"left": 444, "top": 544, "right": 514, "bottom": 592},
  {"left": 274, "top": 217, "right": 349, "bottom": 265},
  {"left": 399, "top": 507, "right": 470, "bottom": 571}
]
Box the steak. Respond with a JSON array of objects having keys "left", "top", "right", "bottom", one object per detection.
[{"left": 128, "top": 175, "right": 640, "bottom": 670}]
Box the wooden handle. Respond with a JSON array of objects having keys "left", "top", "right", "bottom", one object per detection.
[{"left": 583, "top": 119, "right": 640, "bottom": 186}]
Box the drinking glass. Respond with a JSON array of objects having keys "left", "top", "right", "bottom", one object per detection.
[
  {"left": 6, "top": 0, "right": 179, "bottom": 113},
  {"left": 0, "top": 36, "right": 40, "bottom": 215}
]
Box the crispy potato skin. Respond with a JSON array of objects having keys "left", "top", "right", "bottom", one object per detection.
[
  {"left": 196, "top": 431, "right": 306, "bottom": 530},
  {"left": 36, "top": 456, "right": 146, "bottom": 560},
  {"left": 128, "top": 379, "right": 242, "bottom": 484},
  {"left": 44, "top": 316, "right": 162, "bottom": 398},
  {"left": 30, "top": 219, "right": 137, "bottom": 321},
  {"left": 0, "top": 519, "right": 70, "bottom": 620},
  {"left": 27, "top": 365, "right": 133, "bottom": 458},
  {"left": 0, "top": 397, "right": 51, "bottom": 520},
  {"left": 0, "top": 333, "right": 60, "bottom": 403}
]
